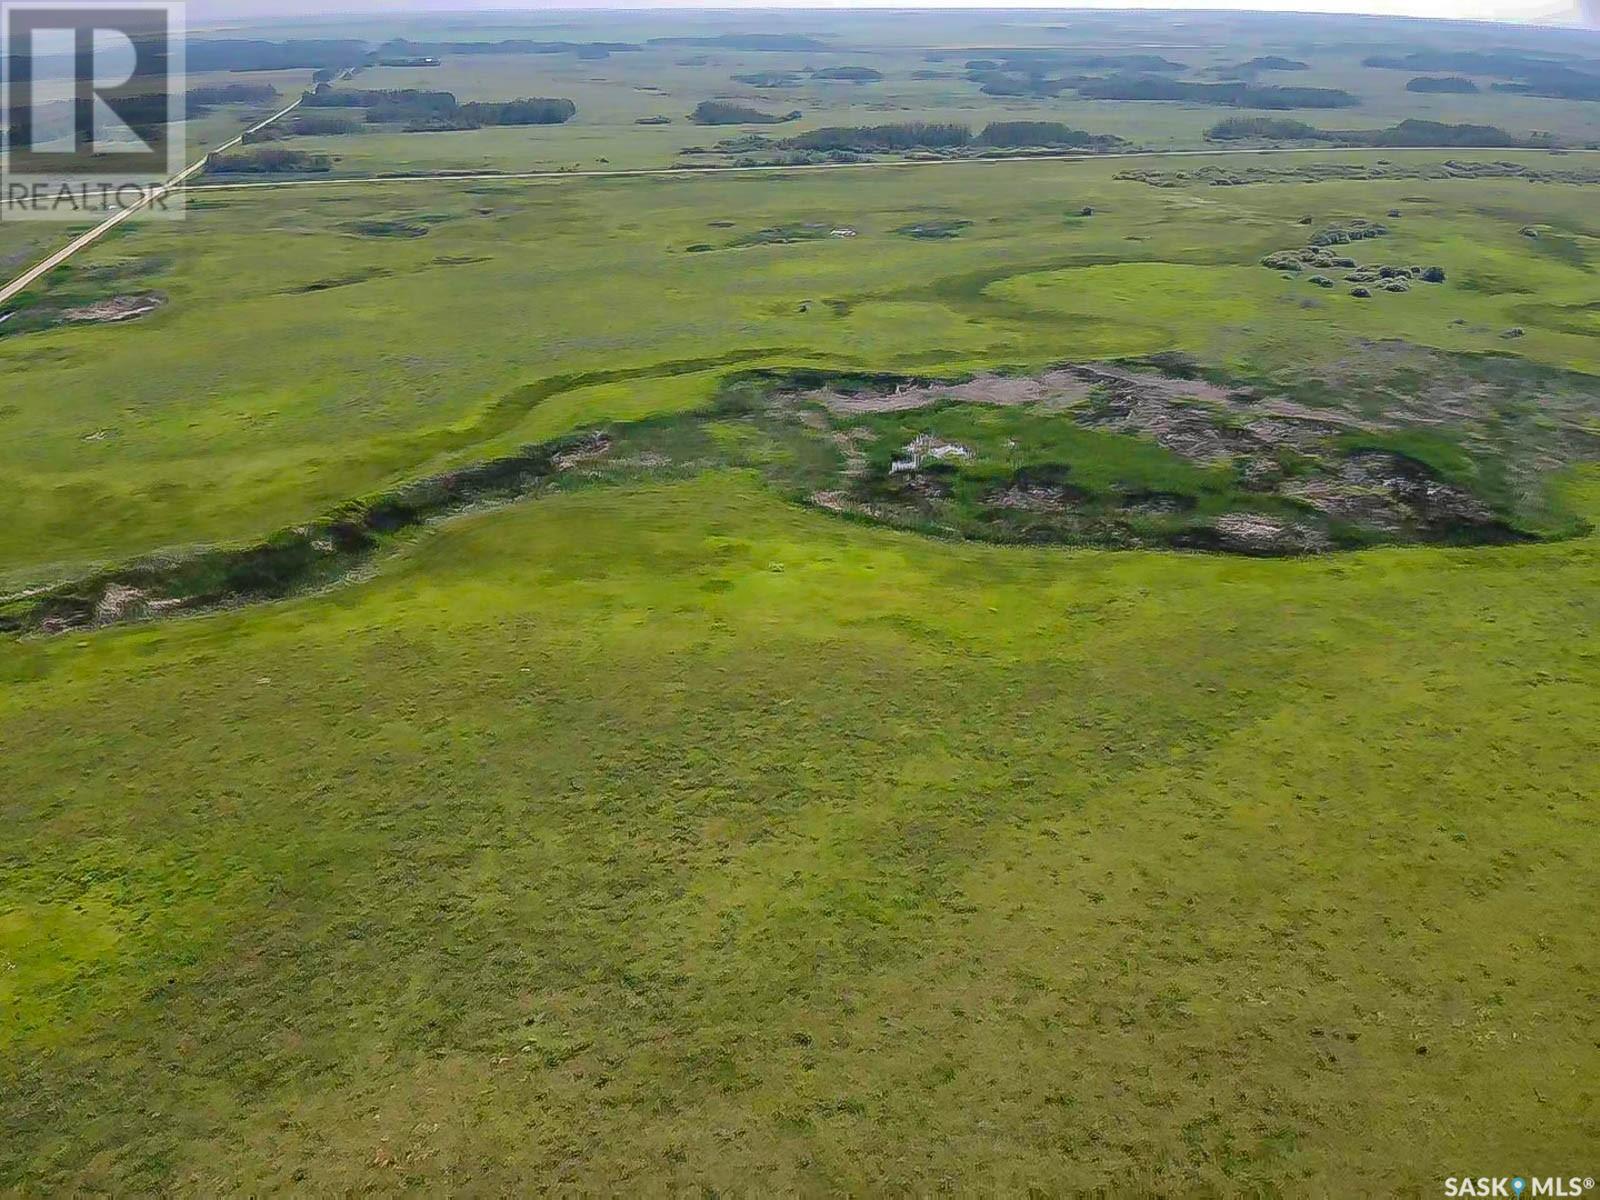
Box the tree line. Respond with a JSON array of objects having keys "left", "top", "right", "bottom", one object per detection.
[{"left": 302, "top": 87, "right": 575, "bottom": 130}]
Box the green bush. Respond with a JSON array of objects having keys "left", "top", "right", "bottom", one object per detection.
[
  {"left": 1406, "top": 76, "right": 1479, "bottom": 94},
  {"left": 1206, "top": 117, "right": 1323, "bottom": 140},
  {"left": 975, "top": 121, "right": 1118, "bottom": 149},
  {"left": 782, "top": 122, "right": 970, "bottom": 151},
  {"left": 812, "top": 66, "right": 883, "bottom": 82},
  {"left": 206, "top": 148, "right": 332, "bottom": 174},
  {"left": 690, "top": 100, "right": 798, "bottom": 125}
]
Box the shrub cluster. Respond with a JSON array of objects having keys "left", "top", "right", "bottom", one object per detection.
[
  {"left": 812, "top": 66, "right": 883, "bottom": 82},
  {"left": 775, "top": 121, "right": 1117, "bottom": 153},
  {"left": 243, "top": 114, "right": 362, "bottom": 143},
  {"left": 732, "top": 72, "right": 801, "bottom": 88},
  {"left": 206, "top": 148, "right": 332, "bottom": 174},
  {"left": 974, "top": 121, "right": 1118, "bottom": 148},
  {"left": 1079, "top": 77, "right": 1358, "bottom": 109},
  {"left": 1261, "top": 229, "right": 1447, "bottom": 297},
  {"left": 1364, "top": 50, "right": 1600, "bottom": 101},
  {"left": 690, "top": 100, "right": 800, "bottom": 125},
  {"left": 188, "top": 83, "right": 280, "bottom": 106},
  {"left": 1206, "top": 116, "right": 1526, "bottom": 148},
  {"left": 302, "top": 87, "right": 575, "bottom": 129},
  {"left": 1206, "top": 117, "right": 1325, "bottom": 140},
  {"left": 1233, "top": 56, "right": 1309, "bottom": 71},
  {"left": 1309, "top": 221, "right": 1389, "bottom": 246},
  {"left": 782, "top": 122, "right": 970, "bottom": 151},
  {"left": 1405, "top": 76, "right": 1479, "bottom": 94}
]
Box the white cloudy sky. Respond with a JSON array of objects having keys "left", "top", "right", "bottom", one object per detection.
[{"left": 185, "top": 0, "right": 1594, "bottom": 24}]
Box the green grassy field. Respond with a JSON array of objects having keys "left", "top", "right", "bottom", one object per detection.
[
  {"left": 5, "top": 8, "right": 1600, "bottom": 1192},
  {"left": 7, "top": 150, "right": 1600, "bottom": 585},
  {"left": 4, "top": 471, "right": 1598, "bottom": 1191}
]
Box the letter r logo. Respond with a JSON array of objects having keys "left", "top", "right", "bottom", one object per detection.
[{"left": 2, "top": 2, "right": 185, "bottom": 178}]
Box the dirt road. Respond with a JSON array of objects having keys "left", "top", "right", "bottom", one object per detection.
[{"left": 0, "top": 94, "right": 305, "bottom": 307}]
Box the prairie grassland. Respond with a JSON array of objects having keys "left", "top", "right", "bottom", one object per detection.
[
  {"left": 5, "top": 11, "right": 1600, "bottom": 1186},
  {"left": 3, "top": 470, "right": 1598, "bottom": 1191},
  {"left": 6, "top": 150, "right": 1600, "bottom": 585}
]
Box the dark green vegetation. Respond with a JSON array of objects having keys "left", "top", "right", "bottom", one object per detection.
[
  {"left": 700, "top": 120, "right": 1122, "bottom": 164},
  {"left": 975, "top": 121, "right": 1121, "bottom": 148},
  {"left": 183, "top": 38, "right": 367, "bottom": 71},
  {"left": 732, "top": 71, "right": 803, "bottom": 88},
  {"left": 1207, "top": 116, "right": 1333, "bottom": 140},
  {"left": 1207, "top": 116, "right": 1536, "bottom": 147},
  {"left": 894, "top": 218, "right": 973, "bottom": 239},
  {"left": 205, "top": 147, "right": 333, "bottom": 174},
  {"left": 690, "top": 100, "right": 800, "bottom": 125},
  {"left": 959, "top": 65, "right": 1356, "bottom": 109},
  {"left": 1366, "top": 118, "right": 1532, "bottom": 146},
  {"left": 300, "top": 86, "right": 576, "bottom": 132},
  {"left": 263, "top": 114, "right": 362, "bottom": 139},
  {"left": 1260, "top": 222, "right": 1457, "bottom": 305},
  {"left": 781, "top": 122, "right": 979, "bottom": 151},
  {"left": 186, "top": 82, "right": 281, "bottom": 107},
  {"left": 1365, "top": 49, "right": 1600, "bottom": 101},
  {"left": 1229, "top": 55, "right": 1310, "bottom": 72},
  {"left": 1078, "top": 77, "right": 1359, "bottom": 108},
  {"left": 812, "top": 66, "right": 885, "bottom": 83},
  {"left": 451, "top": 98, "right": 577, "bottom": 129},
  {"left": 1407, "top": 75, "right": 1481, "bottom": 94},
  {"left": 958, "top": 50, "right": 1189, "bottom": 98},
  {"left": 4, "top": 7, "right": 1600, "bottom": 1191}
]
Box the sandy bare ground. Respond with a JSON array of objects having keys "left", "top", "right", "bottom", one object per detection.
[
  {"left": 808, "top": 369, "right": 1098, "bottom": 415},
  {"left": 60, "top": 294, "right": 165, "bottom": 324}
]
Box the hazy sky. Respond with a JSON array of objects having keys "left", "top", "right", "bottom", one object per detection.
[{"left": 185, "top": 0, "right": 1595, "bottom": 25}]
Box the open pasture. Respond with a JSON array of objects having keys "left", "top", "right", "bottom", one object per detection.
[
  {"left": 4, "top": 8, "right": 1600, "bottom": 1192},
  {"left": 5, "top": 149, "right": 1600, "bottom": 584}
]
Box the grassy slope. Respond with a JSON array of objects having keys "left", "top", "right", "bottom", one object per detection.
[
  {"left": 6, "top": 151, "right": 1600, "bottom": 586},
  {"left": 3, "top": 470, "right": 1598, "bottom": 1192}
]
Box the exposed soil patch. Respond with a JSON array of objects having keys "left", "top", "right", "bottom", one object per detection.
[
  {"left": 763, "top": 355, "right": 1583, "bottom": 554},
  {"left": 808, "top": 369, "right": 1096, "bottom": 414},
  {"left": 1207, "top": 512, "right": 1330, "bottom": 555},
  {"left": 1068, "top": 365, "right": 1248, "bottom": 463},
  {"left": 552, "top": 431, "right": 612, "bottom": 470},
  {"left": 1286, "top": 450, "right": 1502, "bottom": 535},
  {"left": 985, "top": 465, "right": 1093, "bottom": 512},
  {"left": 59, "top": 293, "right": 166, "bottom": 324}
]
